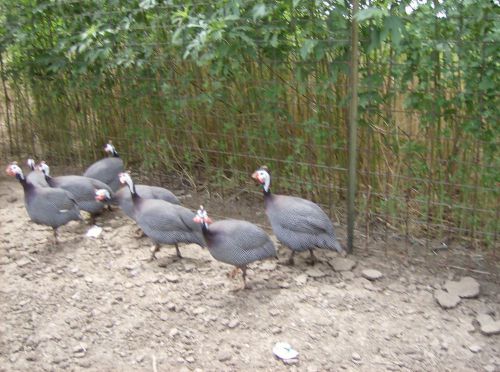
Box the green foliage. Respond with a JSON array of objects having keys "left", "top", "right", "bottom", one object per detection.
[{"left": 0, "top": 0, "right": 498, "bottom": 246}]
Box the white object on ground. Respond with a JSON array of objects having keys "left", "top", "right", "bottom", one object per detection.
[
  {"left": 273, "top": 342, "right": 299, "bottom": 360},
  {"left": 86, "top": 225, "right": 103, "bottom": 238}
]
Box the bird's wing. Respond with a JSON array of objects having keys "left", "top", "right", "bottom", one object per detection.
[{"left": 273, "top": 195, "right": 333, "bottom": 234}]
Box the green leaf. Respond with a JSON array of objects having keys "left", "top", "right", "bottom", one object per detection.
[
  {"left": 252, "top": 4, "right": 267, "bottom": 21},
  {"left": 354, "top": 7, "right": 388, "bottom": 23},
  {"left": 300, "top": 39, "right": 317, "bottom": 60}
]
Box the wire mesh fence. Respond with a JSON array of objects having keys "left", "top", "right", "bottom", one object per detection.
[{"left": 0, "top": 0, "right": 498, "bottom": 256}]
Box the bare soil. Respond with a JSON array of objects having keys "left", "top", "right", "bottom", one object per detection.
[{"left": 0, "top": 173, "right": 499, "bottom": 372}]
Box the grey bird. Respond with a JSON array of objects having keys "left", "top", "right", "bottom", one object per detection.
[
  {"left": 111, "top": 184, "right": 180, "bottom": 221},
  {"left": 252, "top": 166, "right": 343, "bottom": 265},
  {"left": 83, "top": 141, "right": 124, "bottom": 192},
  {"left": 119, "top": 172, "right": 205, "bottom": 260},
  {"left": 6, "top": 162, "right": 81, "bottom": 245},
  {"left": 39, "top": 161, "right": 113, "bottom": 224},
  {"left": 193, "top": 206, "right": 276, "bottom": 290},
  {"left": 26, "top": 158, "right": 49, "bottom": 187}
]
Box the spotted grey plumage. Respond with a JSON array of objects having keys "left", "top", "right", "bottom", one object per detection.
[
  {"left": 252, "top": 166, "right": 342, "bottom": 265},
  {"left": 120, "top": 172, "right": 205, "bottom": 260},
  {"left": 40, "top": 162, "right": 113, "bottom": 218},
  {"left": 83, "top": 142, "right": 124, "bottom": 192},
  {"left": 6, "top": 163, "right": 81, "bottom": 244},
  {"left": 114, "top": 184, "right": 180, "bottom": 221},
  {"left": 26, "top": 159, "right": 48, "bottom": 187},
  {"left": 194, "top": 207, "right": 276, "bottom": 289}
]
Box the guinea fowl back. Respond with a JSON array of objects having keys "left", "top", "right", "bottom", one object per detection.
[
  {"left": 205, "top": 219, "right": 276, "bottom": 266},
  {"left": 136, "top": 199, "right": 205, "bottom": 247},
  {"left": 115, "top": 184, "right": 180, "bottom": 220},
  {"left": 266, "top": 194, "right": 341, "bottom": 252}
]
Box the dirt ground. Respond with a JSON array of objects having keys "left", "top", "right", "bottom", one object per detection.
[{"left": 0, "top": 172, "right": 499, "bottom": 372}]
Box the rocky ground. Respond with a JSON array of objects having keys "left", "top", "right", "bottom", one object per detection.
[{"left": 0, "top": 173, "right": 499, "bottom": 372}]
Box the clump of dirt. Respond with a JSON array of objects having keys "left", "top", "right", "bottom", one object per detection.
[{"left": 0, "top": 174, "right": 499, "bottom": 372}]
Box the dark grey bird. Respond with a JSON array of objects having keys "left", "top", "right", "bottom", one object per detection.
[
  {"left": 193, "top": 206, "right": 276, "bottom": 290},
  {"left": 119, "top": 172, "right": 205, "bottom": 260},
  {"left": 83, "top": 141, "right": 124, "bottom": 192},
  {"left": 26, "top": 158, "right": 48, "bottom": 187},
  {"left": 6, "top": 162, "right": 81, "bottom": 245},
  {"left": 252, "top": 166, "right": 343, "bottom": 265},
  {"left": 39, "top": 161, "right": 113, "bottom": 224}
]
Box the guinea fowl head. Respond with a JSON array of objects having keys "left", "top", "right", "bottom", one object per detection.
[
  {"left": 95, "top": 188, "right": 111, "bottom": 202},
  {"left": 27, "top": 158, "right": 36, "bottom": 170},
  {"left": 119, "top": 172, "right": 134, "bottom": 191},
  {"left": 193, "top": 205, "right": 213, "bottom": 227},
  {"left": 104, "top": 141, "right": 118, "bottom": 157},
  {"left": 6, "top": 162, "right": 24, "bottom": 180},
  {"left": 251, "top": 166, "right": 271, "bottom": 193},
  {"left": 38, "top": 161, "right": 50, "bottom": 176}
]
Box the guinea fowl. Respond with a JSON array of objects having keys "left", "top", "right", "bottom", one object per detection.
[
  {"left": 193, "top": 206, "right": 276, "bottom": 290},
  {"left": 39, "top": 161, "right": 113, "bottom": 224},
  {"left": 26, "top": 158, "right": 49, "bottom": 187},
  {"left": 6, "top": 162, "right": 81, "bottom": 245},
  {"left": 119, "top": 172, "right": 205, "bottom": 260},
  {"left": 83, "top": 141, "right": 124, "bottom": 192},
  {"left": 111, "top": 183, "right": 180, "bottom": 221},
  {"left": 252, "top": 166, "right": 343, "bottom": 265}
]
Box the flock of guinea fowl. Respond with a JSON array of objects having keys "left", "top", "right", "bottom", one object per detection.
[{"left": 6, "top": 142, "right": 344, "bottom": 289}]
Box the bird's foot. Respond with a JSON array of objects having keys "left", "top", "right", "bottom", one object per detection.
[
  {"left": 134, "top": 228, "right": 145, "bottom": 239},
  {"left": 227, "top": 267, "right": 240, "bottom": 279}
]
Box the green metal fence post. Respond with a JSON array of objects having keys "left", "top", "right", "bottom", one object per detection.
[{"left": 347, "top": 0, "right": 359, "bottom": 254}]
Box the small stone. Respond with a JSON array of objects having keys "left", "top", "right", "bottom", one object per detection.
[
  {"left": 271, "top": 326, "right": 282, "bottom": 334},
  {"left": 136, "top": 355, "right": 145, "bottom": 363},
  {"left": 228, "top": 319, "right": 240, "bottom": 329},
  {"left": 306, "top": 268, "right": 326, "bottom": 278},
  {"left": 169, "top": 328, "right": 179, "bottom": 338},
  {"left": 283, "top": 358, "right": 299, "bottom": 365},
  {"left": 477, "top": 314, "right": 500, "bottom": 336},
  {"left": 444, "top": 277, "right": 480, "bottom": 298},
  {"left": 217, "top": 350, "right": 232, "bottom": 362},
  {"left": 434, "top": 290, "right": 461, "bottom": 309},
  {"left": 330, "top": 258, "right": 356, "bottom": 272},
  {"left": 165, "top": 274, "right": 179, "bottom": 283},
  {"left": 469, "top": 344, "right": 482, "bottom": 353},
  {"left": 279, "top": 281, "right": 291, "bottom": 289},
  {"left": 295, "top": 274, "right": 308, "bottom": 286},
  {"left": 185, "top": 356, "right": 195, "bottom": 363},
  {"left": 159, "top": 313, "right": 169, "bottom": 321},
  {"left": 362, "top": 269, "right": 383, "bottom": 281},
  {"left": 193, "top": 307, "right": 206, "bottom": 315},
  {"left": 16, "top": 257, "right": 31, "bottom": 267},
  {"left": 351, "top": 352, "right": 361, "bottom": 361},
  {"left": 166, "top": 303, "right": 176, "bottom": 311},
  {"left": 73, "top": 343, "right": 88, "bottom": 353}
]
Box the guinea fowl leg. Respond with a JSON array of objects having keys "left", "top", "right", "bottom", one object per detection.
[
  {"left": 285, "top": 251, "right": 295, "bottom": 266},
  {"left": 305, "top": 249, "right": 318, "bottom": 265},
  {"left": 241, "top": 266, "right": 248, "bottom": 290},
  {"left": 230, "top": 266, "right": 247, "bottom": 291},
  {"left": 175, "top": 244, "right": 182, "bottom": 259},
  {"left": 227, "top": 267, "right": 240, "bottom": 279},
  {"left": 53, "top": 228, "right": 59, "bottom": 246},
  {"left": 134, "top": 228, "right": 145, "bottom": 238},
  {"left": 149, "top": 244, "right": 160, "bottom": 261}
]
